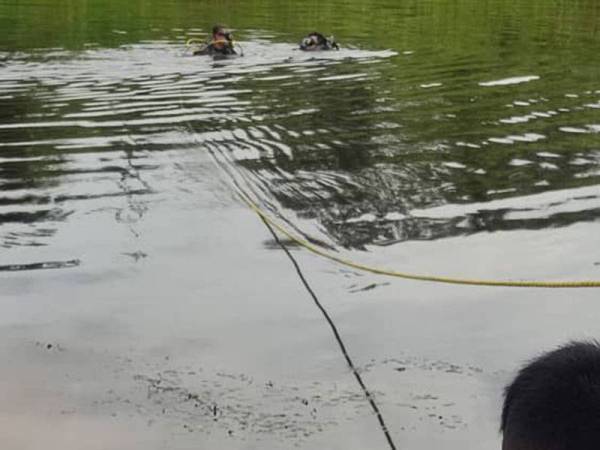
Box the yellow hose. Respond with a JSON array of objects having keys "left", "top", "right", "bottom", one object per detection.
[{"left": 239, "top": 191, "right": 600, "bottom": 288}]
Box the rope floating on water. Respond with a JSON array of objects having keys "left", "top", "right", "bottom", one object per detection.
[
  {"left": 260, "top": 216, "right": 398, "bottom": 450},
  {"left": 239, "top": 191, "right": 600, "bottom": 289}
]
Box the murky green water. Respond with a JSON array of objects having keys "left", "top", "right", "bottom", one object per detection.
[
  {"left": 1, "top": 1, "right": 600, "bottom": 449},
  {"left": 1, "top": 0, "right": 599, "bottom": 253}
]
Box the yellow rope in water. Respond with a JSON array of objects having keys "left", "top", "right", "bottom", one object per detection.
[
  {"left": 239, "top": 192, "right": 600, "bottom": 288},
  {"left": 185, "top": 38, "right": 205, "bottom": 47}
]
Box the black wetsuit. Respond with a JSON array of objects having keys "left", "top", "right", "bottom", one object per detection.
[
  {"left": 300, "top": 32, "right": 339, "bottom": 51},
  {"left": 193, "top": 41, "right": 237, "bottom": 56}
]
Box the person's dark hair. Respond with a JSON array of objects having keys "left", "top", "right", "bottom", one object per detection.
[
  {"left": 308, "top": 32, "right": 327, "bottom": 45},
  {"left": 212, "top": 24, "right": 225, "bottom": 36},
  {"left": 501, "top": 341, "right": 600, "bottom": 450}
]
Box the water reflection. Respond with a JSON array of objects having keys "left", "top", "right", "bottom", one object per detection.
[{"left": 0, "top": 14, "right": 599, "bottom": 256}]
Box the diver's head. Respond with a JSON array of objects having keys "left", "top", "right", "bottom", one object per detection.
[
  {"left": 300, "top": 32, "right": 327, "bottom": 51},
  {"left": 501, "top": 341, "right": 600, "bottom": 450},
  {"left": 212, "top": 24, "right": 233, "bottom": 47}
]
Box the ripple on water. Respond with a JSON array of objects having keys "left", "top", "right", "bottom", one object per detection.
[
  {"left": 0, "top": 39, "right": 599, "bottom": 255},
  {"left": 478, "top": 75, "right": 540, "bottom": 87}
]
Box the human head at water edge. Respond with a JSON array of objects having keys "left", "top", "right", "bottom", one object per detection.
[{"left": 501, "top": 340, "right": 600, "bottom": 450}]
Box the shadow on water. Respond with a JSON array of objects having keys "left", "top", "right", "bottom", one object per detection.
[{"left": 0, "top": 259, "right": 80, "bottom": 271}]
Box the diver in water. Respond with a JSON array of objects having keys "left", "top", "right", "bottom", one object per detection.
[
  {"left": 299, "top": 32, "right": 339, "bottom": 51},
  {"left": 192, "top": 25, "right": 238, "bottom": 56}
]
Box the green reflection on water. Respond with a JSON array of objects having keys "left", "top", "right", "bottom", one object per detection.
[
  {"left": 2, "top": 0, "right": 600, "bottom": 52},
  {"left": 1, "top": 0, "right": 599, "bottom": 249}
]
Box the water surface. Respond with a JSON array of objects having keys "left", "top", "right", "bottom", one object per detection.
[{"left": 1, "top": 1, "right": 600, "bottom": 449}]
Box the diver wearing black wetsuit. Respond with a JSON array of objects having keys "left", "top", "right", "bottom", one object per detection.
[
  {"left": 193, "top": 25, "right": 237, "bottom": 56},
  {"left": 300, "top": 32, "right": 339, "bottom": 51}
]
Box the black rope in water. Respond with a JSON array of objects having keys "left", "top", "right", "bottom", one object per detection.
[
  {"left": 180, "top": 92, "right": 396, "bottom": 449},
  {"left": 259, "top": 216, "right": 398, "bottom": 450}
]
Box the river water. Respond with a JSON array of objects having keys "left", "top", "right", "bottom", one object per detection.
[{"left": 1, "top": 1, "right": 600, "bottom": 449}]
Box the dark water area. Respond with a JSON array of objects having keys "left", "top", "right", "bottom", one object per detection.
[{"left": 1, "top": 1, "right": 600, "bottom": 449}]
